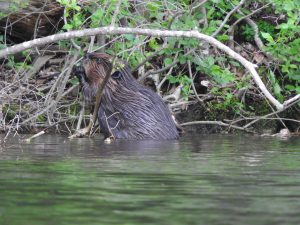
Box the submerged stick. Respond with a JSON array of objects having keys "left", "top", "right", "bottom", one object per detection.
[{"left": 24, "top": 131, "right": 45, "bottom": 143}]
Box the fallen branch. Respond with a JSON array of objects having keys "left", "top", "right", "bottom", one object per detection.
[
  {"left": 24, "top": 131, "right": 45, "bottom": 143},
  {"left": 180, "top": 120, "right": 255, "bottom": 133},
  {"left": 227, "top": 117, "right": 300, "bottom": 125},
  {"left": 243, "top": 97, "right": 300, "bottom": 129},
  {"left": 283, "top": 94, "right": 300, "bottom": 107},
  {"left": 20, "top": 84, "right": 79, "bottom": 125},
  {"left": 0, "top": 26, "right": 297, "bottom": 110}
]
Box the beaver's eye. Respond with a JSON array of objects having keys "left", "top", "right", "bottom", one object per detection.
[
  {"left": 96, "top": 58, "right": 101, "bottom": 63},
  {"left": 111, "top": 71, "right": 121, "bottom": 79}
]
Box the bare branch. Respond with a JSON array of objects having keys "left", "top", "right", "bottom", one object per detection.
[
  {"left": 138, "top": 48, "right": 195, "bottom": 82},
  {"left": 283, "top": 94, "right": 300, "bottom": 107},
  {"left": 243, "top": 97, "right": 300, "bottom": 129},
  {"left": 0, "top": 26, "right": 286, "bottom": 110},
  {"left": 226, "top": 3, "right": 271, "bottom": 34},
  {"left": 24, "top": 131, "right": 45, "bottom": 143},
  {"left": 242, "top": 13, "right": 266, "bottom": 53},
  {"left": 63, "top": 8, "right": 81, "bottom": 50},
  {"left": 187, "top": 60, "right": 204, "bottom": 104},
  {"left": 111, "top": 0, "right": 123, "bottom": 26},
  {"left": 212, "top": 0, "right": 246, "bottom": 37},
  {"left": 190, "top": 0, "right": 209, "bottom": 11},
  {"left": 20, "top": 84, "right": 79, "bottom": 126},
  {"left": 180, "top": 120, "right": 255, "bottom": 133}
]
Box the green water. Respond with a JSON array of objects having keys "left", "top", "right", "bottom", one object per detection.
[{"left": 0, "top": 134, "right": 299, "bottom": 225}]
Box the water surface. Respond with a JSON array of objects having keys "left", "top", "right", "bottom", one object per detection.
[{"left": 0, "top": 134, "right": 300, "bottom": 225}]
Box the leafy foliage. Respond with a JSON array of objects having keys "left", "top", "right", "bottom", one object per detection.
[
  {"left": 49, "top": 0, "right": 300, "bottom": 112},
  {"left": 167, "top": 74, "right": 193, "bottom": 100},
  {"left": 261, "top": 0, "right": 300, "bottom": 97},
  {"left": 1, "top": 0, "right": 299, "bottom": 132},
  {"left": 0, "top": 0, "right": 29, "bottom": 19}
]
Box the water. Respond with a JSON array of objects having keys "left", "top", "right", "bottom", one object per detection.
[{"left": 0, "top": 134, "right": 299, "bottom": 225}]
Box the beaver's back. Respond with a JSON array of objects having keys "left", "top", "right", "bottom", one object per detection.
[
  {"left": 76, "top": 52, "right": 178, "bottom": 140},
  {"left": 98, "top": 77, "right": 178, "bottom": 140}
]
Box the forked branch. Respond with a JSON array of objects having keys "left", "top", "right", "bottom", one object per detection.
[{"left": 1, "top": 26, "right": 298, "bottom": 111}]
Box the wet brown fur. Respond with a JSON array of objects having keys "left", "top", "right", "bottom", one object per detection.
[{"left": 75, "top": 53, "right": 178, "bottom": 140}]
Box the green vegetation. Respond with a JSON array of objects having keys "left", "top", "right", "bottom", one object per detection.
[
  {"left": 0, "top": 0, "right": 29, "bottom": 18},
  {"left": 0, "top": 0, "right": 299, "bottom": 133},
  {"left": 57, "top": 0, "right": 299, "bottom": 101}
]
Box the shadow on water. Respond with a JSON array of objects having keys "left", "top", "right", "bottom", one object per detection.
[{"left": 0, "top": 134, "right": 300, "bottom": 225}]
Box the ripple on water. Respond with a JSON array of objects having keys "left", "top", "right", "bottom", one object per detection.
[{"left": 0, "top": 134, "right": 300, "bottom": 225}]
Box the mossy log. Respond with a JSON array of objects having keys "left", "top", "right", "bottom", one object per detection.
[{"left": 0, "top": 0, "right": 64, "bottom": 41}]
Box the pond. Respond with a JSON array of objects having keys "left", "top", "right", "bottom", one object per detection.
[{"left": 0, "top": 134, "right": 300, "bottom": 225}]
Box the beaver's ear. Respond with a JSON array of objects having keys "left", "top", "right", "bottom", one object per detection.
[{"left": 111, "top": 71, "right": 121, "bottom": 79}]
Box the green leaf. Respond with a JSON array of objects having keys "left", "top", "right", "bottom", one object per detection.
[
  {"left": 147, "top": 2, "right": 161, "bottom": 11},
  {"left": 283, "top": 1, "right": 295, "bottom": 11},
  {"left": 217, "top": 35, "right": 230, "bottom": 41},
  {"left": 164, "top": 58, "right": 173, "bottom": 66},
  {"left": 149, "top": 39, "right": 158, "bottom": 50},
  {"left": 124, "top": 34, "right": 135, "bottom": 41},
  {"left": 274, "top": 83, "right": 282, "bottom": 96},
  {"left": 91, "top": 9, "right": 104, "bottom": 24},
  {"left": 167, "top": 75, "right": 178, "bottom": 84},
  {"left": 261, "top": 32, "right": 274, "bottom": 43},
  {"left": 229, "top": 60, "right": 240, "bottom": 67},
  {"left": 285, "top": 84, "right": 295, "bottom": 91},
  {"left": 70, "top": 77, "right": 79, "bottom": 85},
  {"left": 62, "top": 23, "right": 73, "bottom": 30},
  {"left": 290, "top": 75, "right": 300, "bottom": 81},
  {"left": 179, "top": 55, "right": 187, "bottom": 64}
]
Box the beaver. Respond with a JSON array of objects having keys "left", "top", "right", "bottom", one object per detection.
[{"left": 74, "top": 53, "right": 179, "bottom": 140}]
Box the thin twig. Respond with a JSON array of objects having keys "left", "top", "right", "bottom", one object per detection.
[
  {"left": 212, "top": 0, "right": 246, "bottom": 37},
  {"left": 226, "top": 3, "right": 272, "bottom": 34},
  {"left": 187, "top": 60, "right": 204, "bottom": 104},
  {"left": 133, "top": 42, "right": 167, "bottom": 72},
  {"left": 20, "top": 84, "right": 79, "bottom": 125},
  {"left": 138, "top": 48, "right": 195, "bottom": 82},
  {"left": 111, "top": 0, "right": 123, "bottom": 26},
  {"left": 180, "top": 120, "right": 255, "bottom": 133},
  {"left": 190, "top": 0, "right": 209, "bottom": 11},
  {"left": 63, "top": 8, "right": 81, "bottom": 50},
  {"left": 244, "top": 16, "right": 267, "bottom": 53},
  {"left": 243, "top": 98, "right": 300, "bottom": 129},
  {"left": 76, "top": 99, "right": 85, "bottom": 131}
]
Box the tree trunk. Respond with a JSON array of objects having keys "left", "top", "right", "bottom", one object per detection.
[{"left": 0, "top": 0, "right": 64, "bottom": 42}]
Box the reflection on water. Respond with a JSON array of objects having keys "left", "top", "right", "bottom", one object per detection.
[{"left": 0, "top": 134, "right": 300, "bottom": 225}]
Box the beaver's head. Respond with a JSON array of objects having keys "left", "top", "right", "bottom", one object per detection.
[
  {"left": 73, "top": 52, "right": 137, "bottom": 101},
  {"left": 72, "top": 53, "right": 118, "bottom": 100},
  {"left": 81, "top": 53, "right": 114, "bottom": 87},
  {"left": 75, "top": 52, "right": 135, "bottom": 88}
]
